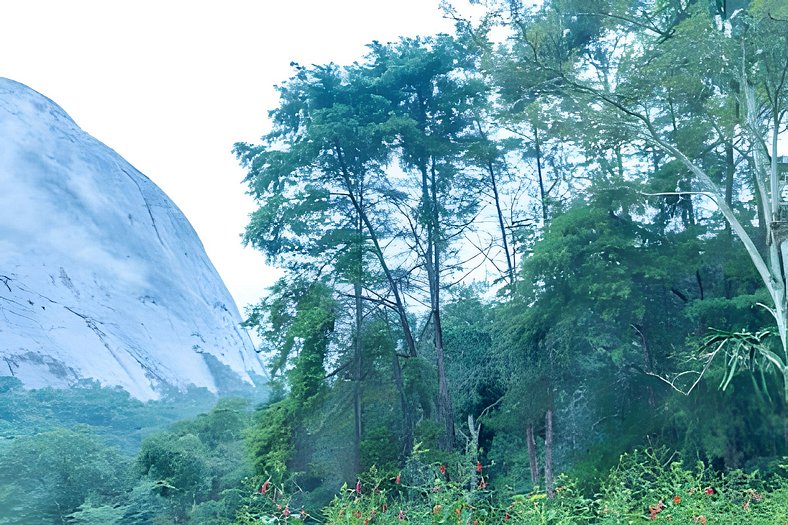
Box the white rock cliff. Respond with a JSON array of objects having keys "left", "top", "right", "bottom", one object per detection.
[{"left": 0, "top": 78, "right": 264, "bottom": 399}]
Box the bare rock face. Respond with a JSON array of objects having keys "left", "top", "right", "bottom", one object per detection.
[{"left": 0, "top": 78, "right": 264, "bottom": 399}]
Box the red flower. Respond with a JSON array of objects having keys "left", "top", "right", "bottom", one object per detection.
[
  {"left": 704, "top": 487, "right": 715, "bottom": 495},
  {"left": 395, "top": 473, "right": 401, "bottom": 484},
  {"left": 439, "top": 465, "right": 447, "bottom": 475},
  {"left": 301, "top": 508, "right": 307, "bottom": 519},
  {"left": 673, "top": 495, "right": 681, "bottom": 505},
  {"left": 261, "top": 480, "right": 270, "bottom": 495},
  {"left": 505, "top": 512, "right": 510, "bottom": 521},
  {"left": 356, "top": 480, "right": 362, "bottom": 494},
  {"left": 476, "top": 461, "right": 483, "bottom": 473},
  {"left": 283, "top": 505, "right": 290, "bottom": 517}
]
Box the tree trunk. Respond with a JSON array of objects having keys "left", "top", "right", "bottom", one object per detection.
[
  {"left": 392, "top": 351, "right": 414, "bottom": 458},
  {"left": 526, "top": 422, "right": 539, "bottom": 485},
  {"left": 434, "top": 293, "right": 455, "bottom": 450},
  {"left": 633, "top": 323, "right": 656, "bottom": 408},
  {"left": 474, "top": 120, "right": 516, "bottom": 291},
  {"left": 353, "top": 281, "right": 363, "bottom": 473},
  {"left": 544, "top": 409, "right": 555, "bottom": 498},
  {"left": 488, "top": 159, "right": 516, "bottom": 290},
  {"left": 534, "top": 125, "right": 548, "bottom": 224},
  {"left": 751, "top": 170, "right": 769, "bottom": 249},
  {"left": 468, "top": 415, "right": 479, "bottom": 492},
  {"left": 351, "top": 181, "right": 365, "bottom": 474},
  {"left": 724, "top": 140, "right": 734, "bottom": 231},
  {"left": 425, "top": 159, "right": 455, "bottom": 451}
]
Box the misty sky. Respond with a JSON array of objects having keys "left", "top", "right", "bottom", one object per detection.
[{"left": 0, "top": 1, "right": 455, "bottom": 311}]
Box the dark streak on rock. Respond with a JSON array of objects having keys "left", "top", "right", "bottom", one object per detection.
[
  {"left": 120, "top": 167, "right": 164, "bottom": 246},
  {"left": 3, "top": 357, "right": 15, "bottom": 377}
]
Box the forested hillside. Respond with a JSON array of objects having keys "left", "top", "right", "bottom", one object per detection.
[{"left": 3, "top": 0, "right": 788, "bottom": 523}]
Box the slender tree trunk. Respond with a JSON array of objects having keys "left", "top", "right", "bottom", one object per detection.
[
  {"left": 544, "top": 408, "right": 555, "bottom": 498},
  {"left": 430, "top": 231, "right": 455, "bottom": 450},
  {"left": 725, "top": 141, "right": 735, "bottom": 214},
  {"left": 419, "top": 159, "right": 455, "bottom": 451},
  {"left": 534, "top": 126, "right": 548, "bottom": 224},
  {"left": 752, "top": 171, "right": 769, "bottom": 248},
  {"left": 351, "top": 181, "right": 365, "bottom": 474},
  {"left": 353, "top": 279, "right": 363, "bottom": 473},
  {"left": 468, "top": 415, "right": 479, "bottom": 492},
  {"left": 681, "top": 175, "right": 696, "bottom": 228},
  {"left": 526, "top": 422, "right": 538, "bottom": 485},
  {"left": 392, "top": 351, "right": 414, "bottom": 458},
  {"left": 487, "top": 161, "right": 516, "bottom": 289},
  {"left": 434, "top": 308, "right": 455, "bottom": 450},
  {"left": 474, "top": 121, "right": 516, "bottom": 290},
  {"left": 633, "top": 323, "right": 656, "bottom": 408}
]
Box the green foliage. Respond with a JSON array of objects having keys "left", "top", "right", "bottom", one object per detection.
[
  {"left": 137, "top": 432, "right": 212, "bottom": 504},
  {"left": 594, "top": 449, "right": 787, "bottom": 524},
  {"left": 0, "top": 427, "right": 130, "bottom": 524},
  {"left": 132, "top": 400, "right": 255, "bottom": 522},
  {"left": 66, "top": 501, "right": 127, "bottom": 525},
  {"left": 442, "top": 289, "right": 503, "bottom": 420},
  {"left": 245, "top": 279, "right": 336, "bottom": 389},
  {"left": 361, "top": 426, "right": 401, "bottom": 471},
  {"left": 0, "top": 384, "right": 261, "bottom": 525},
  {"left": 115, "top": 480, "right": 171, "bottom": 525},
  {"left": 245, "top": 399, "right": 296, "bottom": 483},
  {"left": 243, "top": 452, "right": 788, "bottom": 524},
  {"left": 0, "top": 380, "right": 227, "bottom": 452}
]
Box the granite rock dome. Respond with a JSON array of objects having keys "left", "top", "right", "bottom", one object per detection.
[{"left": 0, "top": 78, "right": 264, "bottom": 399}]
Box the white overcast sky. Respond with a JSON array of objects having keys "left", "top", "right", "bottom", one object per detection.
[{"left": 0, "top": 1, "right": 455, "bottom": 312}]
